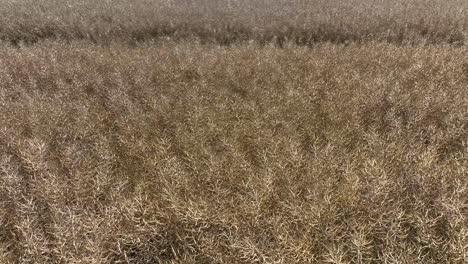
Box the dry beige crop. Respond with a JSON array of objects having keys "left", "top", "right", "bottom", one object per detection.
[
  {"left": 0, "top": 0, "right": 467, "bottom": 263},
  {"left": 0, "top": 42, "right": 466, "bottom": 263},
  {"left": 0, "top": 0, "right": 467, "bottom": 46}
]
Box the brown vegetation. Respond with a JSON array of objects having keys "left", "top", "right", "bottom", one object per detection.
[
  {"left": 0, "top": 42, "right": 466, "bottom": 263},
  {"left": 0, "top": 0, "right": 467, "bottom": 263},
  {"left": 0, "top": 0, "right": 467, "bottom": 46}
]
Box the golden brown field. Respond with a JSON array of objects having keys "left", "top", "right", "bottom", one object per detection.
[
  {"left": 1, "top": 0, "right": 467, "bottom": 46},
  {"left": 0, "top": 1, "right": 467, "bottom": 263}
]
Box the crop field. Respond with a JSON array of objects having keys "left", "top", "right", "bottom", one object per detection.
[{"left": 0, "top": 0, "right": 467, "bottom": 263}]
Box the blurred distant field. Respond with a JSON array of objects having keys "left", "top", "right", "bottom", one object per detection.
[
  {"left": 1, "top": 0, "right": 467, "bottom": 46},
  {"left": 0, "top": 1, "right": 467, "bottom": 263}
]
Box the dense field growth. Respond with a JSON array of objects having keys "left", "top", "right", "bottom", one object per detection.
[
  {"left": 0, "top": 0, "right": 467, "bottom": 46},
  {"left": 0, "top": 0, "right": 467, "bottom": 263},
  {"left": 0, "top": 43, "right": 466, "bottom": 263}
]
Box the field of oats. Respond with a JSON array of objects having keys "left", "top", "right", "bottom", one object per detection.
[{"left": 0, "top": 0, "right": 467, "bottom": 263}]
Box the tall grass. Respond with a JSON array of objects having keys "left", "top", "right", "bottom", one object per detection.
[
  {"left": 0, "top": 0, "right": 467, "bottom": 46},
  {"left": 0, "top": 42, "right": 466, "bottom": 263},
  {"left": 1, "top": 0, "right": 468, "bottom": 262}
]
